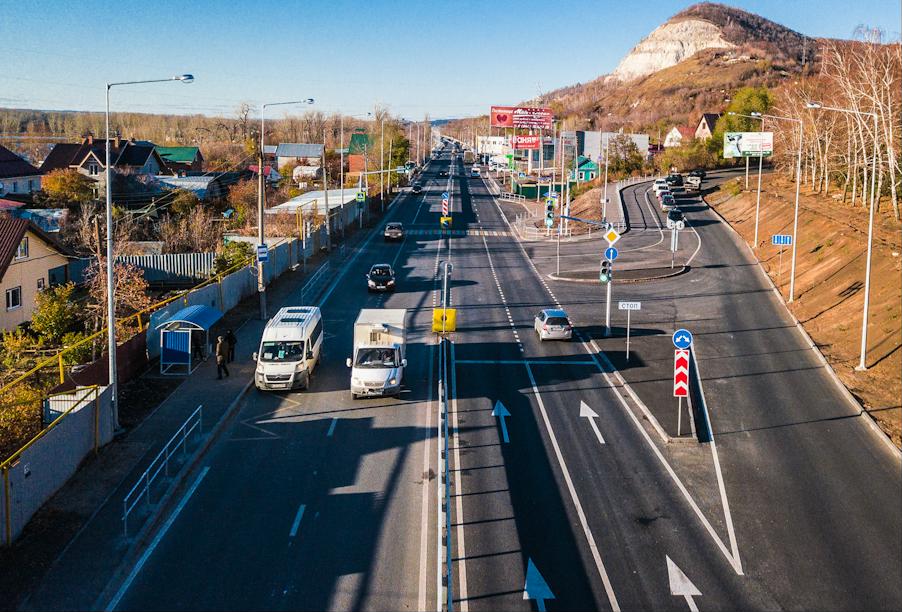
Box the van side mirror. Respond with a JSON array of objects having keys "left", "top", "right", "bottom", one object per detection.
[
  {"left": 252, "top": 352, "right": 258, "bottom": 361},
  {"left": 401, "top": 358, "right": 408, "bottom": 368},
  {"left": 346, "top": 357, "right": 352, "bottom": 368},
  {"left": 306, "top": 350, "right": 313, "bottom": 360}
]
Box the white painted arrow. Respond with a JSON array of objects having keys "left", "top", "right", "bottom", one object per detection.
[
  {"left": 523, "top": 558, "right": 554, "bottom": 612},
  {"left": 666, "top": 556, "right": 701, "bottom": 612},
  {"left": 579, "top": 401, "right": 606, "bottom": 445},
  {"left": 492, "top": 400, "right": 511, "bottom": 443}
]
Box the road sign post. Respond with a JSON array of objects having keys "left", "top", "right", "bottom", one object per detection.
[
  {"left": 674, "top": 349, "right": 690, "bottom": 436},
  {"left": 618, "top": 301, "right": 641, "bottom": 361},
  {"left": 256, "top": 243, "right": 269, "bottom": 263},
  {"left": 772, "top": 235, "right": 792, "bottom": 296}
]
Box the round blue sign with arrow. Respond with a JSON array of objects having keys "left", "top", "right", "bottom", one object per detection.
[
  {"left": 672, "top": 328, "right": 693, "bottom": 349},
  {"left": 441, "top": 191, "right": 449, "bottom": 200},
  {"left": 605, "top": 247, "right": 618, "bottom": 261}
]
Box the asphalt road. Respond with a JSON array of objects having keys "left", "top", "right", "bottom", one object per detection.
[{"left": 106, "top": 151, "right": 901, "bottom": 611}]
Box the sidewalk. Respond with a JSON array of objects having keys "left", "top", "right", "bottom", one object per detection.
[{"left": 1, "top": 215, "right": 380, "bottom": 611}]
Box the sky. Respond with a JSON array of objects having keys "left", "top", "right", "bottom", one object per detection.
[{"left": 1, "top": 0, "right": 899, "bottom": 121}]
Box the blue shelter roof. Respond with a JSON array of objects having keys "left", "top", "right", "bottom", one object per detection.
[{"left": 156, "top": 304, "right": 223, "bottom": 331}]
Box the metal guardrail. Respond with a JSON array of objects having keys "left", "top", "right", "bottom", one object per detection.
[
  {"left": 122, "top": 405, "right": 203, "bottom": 537},
  {"left": 499, "top": 192, "right": 526, "bottom": 203},
  {"left": 438, "top": 337, "right": 453, "bottom": 611},
  {"left": 299, "top": 261, "right": 331, "bottom": 305}
]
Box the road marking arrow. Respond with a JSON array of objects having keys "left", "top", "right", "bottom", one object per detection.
[
  {"left": 666, "top": 556, "right": 701, "bottom": 611},
  {"left": 579, "top": 401, "right": 606, "bottom": 445},
  {"left": 492, "top": 400, "right": 510, "bottom": 443},
  {"left": 523, "top": 558, "right": 554, "bottom": 612}
]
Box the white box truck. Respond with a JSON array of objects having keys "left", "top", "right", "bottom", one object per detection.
[{"left": 346, "top": 309, "right": 408, "bottom": 398}]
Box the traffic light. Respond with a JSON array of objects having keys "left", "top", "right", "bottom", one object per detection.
[
  {"left": 600, "top": 260, "right": 613, "bottom": 284},
  {"left": 544, "top": 198, "right": 555, "bottom": 228}
]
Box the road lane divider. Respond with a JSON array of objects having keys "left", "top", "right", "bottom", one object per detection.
[{"left": 288, "top": 504, "right": 306, "bottom": 538}]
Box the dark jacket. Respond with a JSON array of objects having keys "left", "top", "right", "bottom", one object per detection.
[{"left": 225, "top": 331, "right": 237, "bottom": 347}]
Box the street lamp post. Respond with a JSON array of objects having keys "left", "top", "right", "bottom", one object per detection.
[
  {"left": 105, "top": 73, "right": 193, "bottom": 426},
  {"left": 259, "top": 98, "right": 314, "bottom": 320},
  {"left": 806, "top": 102, "right": 879, "bottom": 371}
]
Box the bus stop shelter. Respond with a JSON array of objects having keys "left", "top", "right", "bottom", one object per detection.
[{"left": 156, "top": 304, "right": 223, "bottom": 375}]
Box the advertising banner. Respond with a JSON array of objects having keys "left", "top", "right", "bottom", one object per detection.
[
  {"left": 723, "top": 131, "right": 774, "bottom": 158},
  {"left": 491, "top": 106, "right": 554, "bottom": 129},
  {"left": 512, "top": 135, "right": 541, "bottom": 150}
]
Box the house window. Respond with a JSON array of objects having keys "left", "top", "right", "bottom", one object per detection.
[
  {"left": 37, "top": 277, "right": 45, "bottom": 291},
  {"left": 11, "top": 181, "right": 18, "bottom": 193},
  {"left": 6, "top": 286, "right": 21, "bottom": 311},
  {"left": 15, "top": 237, "right": 28, "bottom": 260},
  {"left": 29, "top": 179, "right": 37, "bottom": 191},
  {"left": 88, "top": 164, "right": 99, "bottom": 176}
]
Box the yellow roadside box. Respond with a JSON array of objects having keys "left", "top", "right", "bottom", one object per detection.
[{"left": 432, "top": 308, "right": 457, "bottom": 333}]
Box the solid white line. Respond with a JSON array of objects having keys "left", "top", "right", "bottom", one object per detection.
[
  {"left": 525, "top": 364, "right": 621, "bottom": 612},
  {"left": 710, "top": 439, "right": 742, "bottom": 573},
  {"left": 685, "top": 594, "right": 700, "bottom": 612},
  {"left": 289, "top": 504, "right": 306, "bottom": 538},
  {"left": 107, "top": 466, "right": 210, "bottom": 611},
  {"left": 418, "top": 340, "right": 435, "bottom": 612},
  {"left": 326, "top": 417, "right": 338, "bottom": 437},
  {"left": 449, "top": 341, "right": 469, "bottom": 610},
  {"left": 455, "top": 359, "right": 596, "bottom": 366}
]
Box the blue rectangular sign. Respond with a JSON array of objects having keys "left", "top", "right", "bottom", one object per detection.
[{"left": 771, "top": 234, "right": 793, "bottom": 246}]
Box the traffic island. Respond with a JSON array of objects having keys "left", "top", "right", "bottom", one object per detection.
[{"left": 548, "top": 266, "right": 688, "bottom": 283}]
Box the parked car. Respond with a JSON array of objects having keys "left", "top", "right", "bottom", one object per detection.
[
  {"left": 666, "top": 208, "right": 685, "bottom": 229},
  {"left": 384, "top": 222, "right": 404, "bottom": 241},
  {"left": 534, "top": 309, "right": 573, "bottom": 341},
  {"left": 366, "top": 264, "right": 396, "bottom": 292}
]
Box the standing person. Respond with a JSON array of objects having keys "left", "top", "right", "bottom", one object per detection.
[
  {"left": 215, "top": 335, "right": 230, "bottom": 379},
  {"left": 225, "top": 329, "right": 237, "bottom": 363}
]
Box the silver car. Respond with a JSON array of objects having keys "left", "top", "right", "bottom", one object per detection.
[{"left": 534, "top": 309, "right": 573, "bottom": 341}]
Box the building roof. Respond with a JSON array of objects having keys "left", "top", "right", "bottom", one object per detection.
[
  {"left": 156, "top": 175, "right": 219, "bottom": 198},
  {"left": 0, "top": 198, "right": 26, "bottom": 211},
  {"left": 266, "top": 189, "right": 360, "bottom": 215},
  {"left": 274, "top": 143, "right": 324, "bottom": 158},
  {"left": 40, "top": 138, "right": 160, "bottom": 173},
  {"left": 675, "top": 126, "right": 695, "bottom": 139},
  {"left": 0, "top": 214, "right": 71, "bottom": 282},
  {"left": 156, "top": 304, "right": 223, "bottom": 332},
  {"left": 347, "top": 133, "right": 373, "bottom": 155},
  {"left": 0, "top": 144, "right": 41, "bottom": 179},
  {"left": 698, "top": 113, "right": 722, "bottom": 132},
  {"left": 155, "top": 146, "right": 201, "bottom": 164}
]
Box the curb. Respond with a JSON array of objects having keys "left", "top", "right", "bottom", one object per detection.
[
  {"left": 704, "top": 194, "right": 901, "bottom": 459},
  {"left": 548, "top": 266, "right": 687, "bottom": 284},
  {"left": 94, "top": 379, "right": 253, "bottom": 610}
]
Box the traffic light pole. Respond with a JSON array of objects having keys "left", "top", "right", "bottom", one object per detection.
[{"left": 604, "top": 280, "right": 612, "bottom": 337}]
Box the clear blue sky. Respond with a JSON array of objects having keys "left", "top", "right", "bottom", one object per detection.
[{"left": 1, "top": 0, "right": 898, "bottom": 121}]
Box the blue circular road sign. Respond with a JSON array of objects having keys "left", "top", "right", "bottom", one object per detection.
[
  {"left": 672, "top": 329, "right": 693, "bottom": 349},
  {"left": 605, "top": 247, "right": 618, "bottom": 261}
]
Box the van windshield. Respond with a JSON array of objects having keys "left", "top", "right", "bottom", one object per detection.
[
  {"left": 260, "top": 341, "right": 304, "bottom": 362},
  {"left": 355, "top": 348, "right": 398, "bottom": 368}
]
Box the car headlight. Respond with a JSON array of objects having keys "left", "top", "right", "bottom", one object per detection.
[
  {"left": 352, "top": 377, "right": 361, "bottom": 385},
  {"left": 389, "top": 378, "right": 397, "bottom": 385},
  {"left": 387, "top": 280, "right": 395, "bottom": 285},
  {"left": 368, "top": 280, "right": 376, "bottom": 286}
]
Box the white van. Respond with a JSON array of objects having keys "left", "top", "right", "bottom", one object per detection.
[{"left": 253, "top": 306, "right": 323, "bottom": 391}]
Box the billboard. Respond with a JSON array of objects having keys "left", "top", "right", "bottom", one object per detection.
[
  {"left": 512, "top": 135, "right": 541, "bottom": 150},
  {"left": 723, "top": 131, "right": 773, "bottom": 158},
  {"left": 491, "top": 106, "right": 554, "bottom": 129}
]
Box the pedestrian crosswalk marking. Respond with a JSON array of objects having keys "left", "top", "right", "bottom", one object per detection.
[{"left": 405, "top": 229, "right": 511, "bottom": 237}]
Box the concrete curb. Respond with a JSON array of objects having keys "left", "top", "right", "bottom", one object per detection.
[
  {"left": 94, "top": 379, "right": 253, "bottom": 610},
  {"left": 704, "top": 194, "right": 901, "bottom": 459},
  {"left": 548, "top": 266, "right": 687, "bottom": 284}
]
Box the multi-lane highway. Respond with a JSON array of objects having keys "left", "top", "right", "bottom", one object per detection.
[{"left": 104, "top": 148, "right": 901, "bottom": 611}]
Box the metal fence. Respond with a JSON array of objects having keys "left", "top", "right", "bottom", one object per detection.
[
  {"left": 122, "top": 405, "right": 203, "bottom": 537},
  {"left": 117, "top": 252, "right": 217, "bottom": 283}
]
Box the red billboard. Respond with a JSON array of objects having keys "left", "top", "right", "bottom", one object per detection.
[
  {"left": 491, "top": 106, "right": 553, "bottom": 129},
  {"left": 512, "top": 135, "right": 541, "bottom": 150}
]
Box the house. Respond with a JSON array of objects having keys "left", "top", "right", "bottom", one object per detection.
[
  {"left": 0, "top": 214, "right": 73, "bottom": 331},
  {"left": 0, "top": 144, "right": 42, "bottom": 197},
  {"left": 40, "top": 136, "right": 165, "bottom": 183},
  {"left": 695, "top": 113, "right": 722, "bottom": 140},
  {"left": 156, "top": 175, "right": 233, "bottom": 201},
  {"left": 346, "top": 132, "right": 373, "bottom": 173},
  {"left": 570, "top": 156, "right": 600, "bottom": 181},
  {"left": 155, "top": 146, "right": 204, "bottom": 174},
  {"left": 663, "top": 126, "right": 695, "bottom": 148},
  {"left": 274, "top": 143, "right": 324, "bottom": 173}
]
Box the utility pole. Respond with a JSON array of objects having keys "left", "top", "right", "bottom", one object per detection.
[
  {"left": 323, "top": 137, "right": 331, "bottom": 252},
  {"left": 602, "top": 135, "right": 610, "bottom": 222},
  {"left": 258, "top": 110, "right": 267, "bottom": 319},
  {"left": 340, "top": 114, "right": 344, "bottom": 228},
  {"left": 379, "top": 110, "right": 384, "bottom": 210}
]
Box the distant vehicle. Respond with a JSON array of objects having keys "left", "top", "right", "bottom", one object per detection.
[
  {"left": 347, "top": 309, "right": 408, "bottom": 398},
  {"left": 463, "top": 150, "right": 475, "bottom": 164},
  {"left": 470, "top": 167, "right": 480, "bottom": 177},
  {"left": 655, "top": 184, "right": 671, "bottom": 199},
  {"left": 665, "top": 174, "right": 684, "bottom": 187},
  {"left": 411, "top": 183, "right": 423, "bottom": 193},
  {"left": 253, "top": 307, "right": 323, "bottom": 391},
  {"left": 686, "top": 175, "right": 702, "bottom": 191},
  {"left": 653, "top": 180, "right": 670, "bottom": 196},
  {"left": 384, "top": 222, "right": 404, "bottom": 241},
  {"left": 534, "top": 309, "right": 573, "bottom": 341},
  {"left": 438, "top": 170, "right": 449, "bottom": 178},
  {"left": 669, "top": 185, "right": 686, "bottom": 196},
  {"left": 366, "top": 264, "right": 396, "bottom": 292},
  {"left": 661, "top": 194, "right": 676, "bottom": 211},
  {"left": 666, "top": 208, "right": 685, "bottom": 229},
  {"left": 688, "top": 169, "right": 706, "bottom": 179}
]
